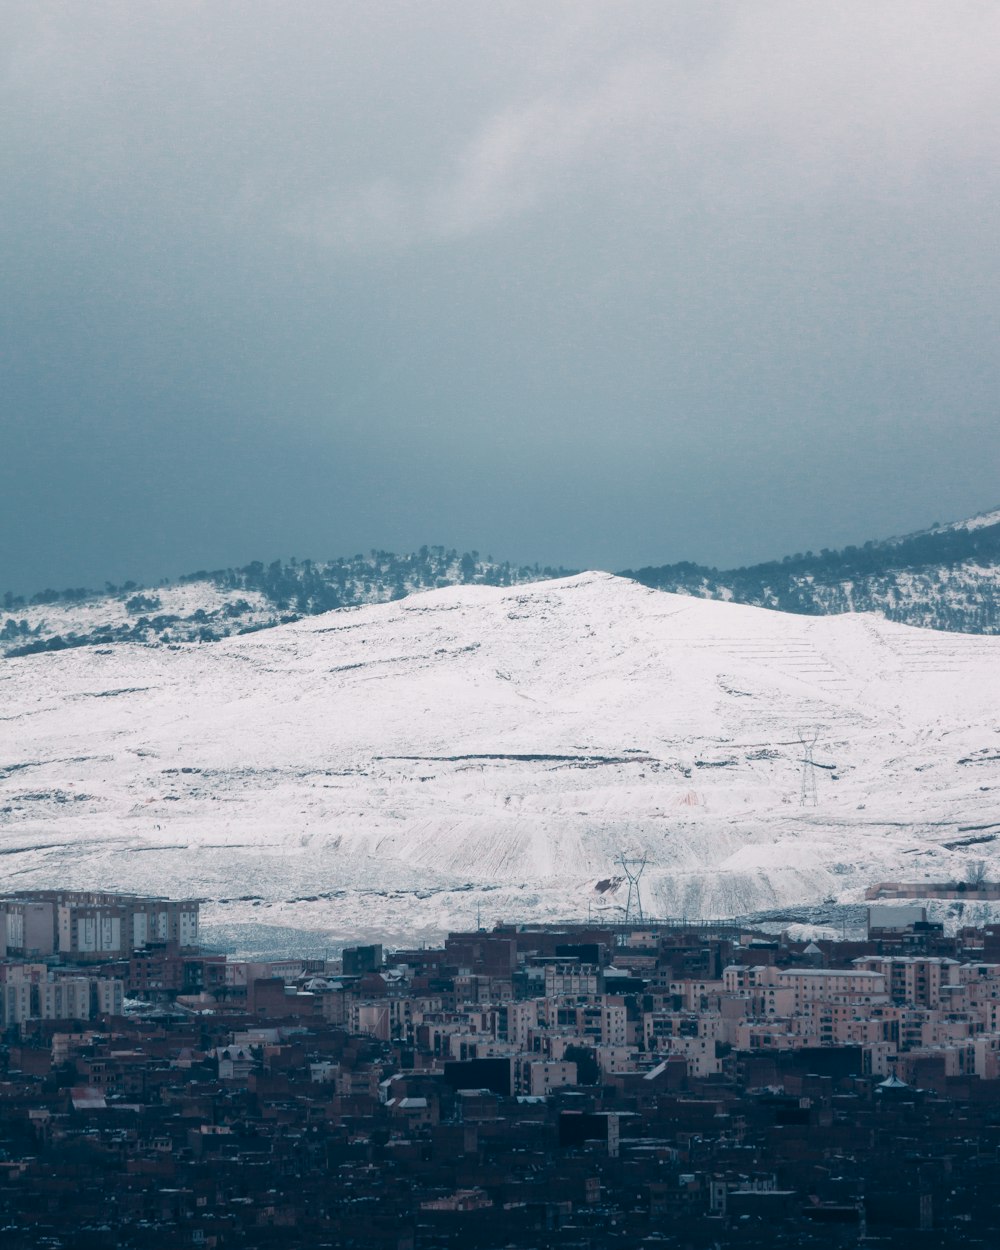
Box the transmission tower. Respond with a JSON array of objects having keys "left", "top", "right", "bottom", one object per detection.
[
  {"left": 618, "top": 852, "right": 648, "bottom": 924},
  {"left": 798, "top": 727, "right": 819, "bottom": 807}
]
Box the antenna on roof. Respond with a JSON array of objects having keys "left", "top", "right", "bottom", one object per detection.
[
  {"left": 618, "top": 851, "right": 647, "bottom": 924},
  {"left": 798, "top": 727, "right": 819, "bottom": 807}
]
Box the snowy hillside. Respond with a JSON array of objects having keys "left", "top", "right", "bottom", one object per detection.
[
  {"left": 625, "top": 507, "right": 1000, "bottom": 633},
  {"left": 1, "top": 548, "right": 574, "bottom": 657},
  {"left": 2, "top": 573, "right": 999, "bottom": 947},
  {"left": 8, "top": 510, "right": 1000, "bottom": 665},
  {"left": 945, "top": 505, "right": 1000, "bottom": 534},
  {"left": 1, "top": 581, "right": 275, "bottom": 654}
]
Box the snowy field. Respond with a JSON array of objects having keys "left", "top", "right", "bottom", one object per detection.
[{"left": 2, "top": 572, "right": 1000, "bottom": 948}]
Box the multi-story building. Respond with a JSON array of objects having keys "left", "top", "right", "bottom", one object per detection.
[
  {"left": 724, "top": 965, "right": 889, "bottom": 1009},
  {"left": 852, "top": 956, "right": 960, "bottom": 1007},
  {"left": 544, "top": 963, "right": 601, "bottom": 998},
  {"left": 0, "top": 891, "right": 199, "bottom": 963},
  {"left": 517, "top": 1059, "right": 578, "bottom": 1095},
  {"left": 0, "top": 900, "right": 57, "bottom": 957},
  {"left": 0, "top": 971, "right": 123, "bottom": 1023}
]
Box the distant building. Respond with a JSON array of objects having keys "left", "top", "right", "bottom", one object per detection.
[
  {"left": 868, "top": 904, "right": 928, "bottom": 934},
  {"left": 0, "top": 890, "right": 199, "bottom": 963},
  {"left": 343, "top": 944, "right": 383, "bottom": 976}
]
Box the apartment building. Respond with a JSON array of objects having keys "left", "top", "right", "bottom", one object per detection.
[{"left": 0, "top": 891, "right": 199, "bottom": 963}]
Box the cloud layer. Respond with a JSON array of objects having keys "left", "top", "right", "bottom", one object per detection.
[{"left": 3, "top": 2, "right": 999, "bottom": 589}]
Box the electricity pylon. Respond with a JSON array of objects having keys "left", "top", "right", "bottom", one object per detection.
[
  {"left": 798, "top": 727, "right": 819, "bottom": 807},
  {"left": 619, "top": 852, "right": 648, "bottom": 924}
]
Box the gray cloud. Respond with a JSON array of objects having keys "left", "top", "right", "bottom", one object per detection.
[
  {"left": 291, "top": 5, "right": 1000, "bottom": 249},
  {"left": 2, "top": 2, "right": 999, "bottom": 591}
]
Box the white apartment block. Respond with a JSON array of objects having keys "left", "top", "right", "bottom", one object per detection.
[{"left": 519, "top": 1059, "right": 578, "bottom": 1096}]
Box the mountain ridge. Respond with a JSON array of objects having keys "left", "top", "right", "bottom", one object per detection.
[
  {"left": 6, "top": 506, "right": 1000, "bottom": 659},
  {"left": 2, "top": 547, "right": 576, "bottom": 657},
  {"left": 622, "top": 505, "right": 1000, "bottom": 633}
]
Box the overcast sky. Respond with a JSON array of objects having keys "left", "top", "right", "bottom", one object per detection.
[{"left": 3, "top": 2, "right": 999, "bottom": 592}]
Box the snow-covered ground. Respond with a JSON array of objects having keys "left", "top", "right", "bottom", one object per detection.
[
  {"left": 2, "top": 552, "right": 567, "bottom": 655},
  {"left": 6, "top": 582, "right": 273, "bottom": 642},
  {"left": 2, "top": 572, "right": 999, "bottom": 948},
  {"left": 946, "top": 506, "right": 1000, "bottom": 533}
]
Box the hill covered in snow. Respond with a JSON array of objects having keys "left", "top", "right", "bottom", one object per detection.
[
  {"left": 2, "top": 572, "right": 999, "bottom": 947},
  {"left": 7, "top": 508, "right": 1000, "bottom": 664},
  {"left": 1, "top": 548, "right": 574, "bottom": 658},
  {"left": 624, "top": 506, "right": 1000, "bottom": 633}
]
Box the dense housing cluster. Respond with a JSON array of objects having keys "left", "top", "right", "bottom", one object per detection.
[{"left": 4, "top": 894, "right": 1000, "bottom": 1246}]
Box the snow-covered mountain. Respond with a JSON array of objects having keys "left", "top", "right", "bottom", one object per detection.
[
  {"left": 8, "top": 507, "right": 1000, "bottom": 667},
  {"left": 3, "top": 573, "right": 999, "bottom": 947},
  {"left": 625, "top": 506, "right": 1000, "bottom": 633}
]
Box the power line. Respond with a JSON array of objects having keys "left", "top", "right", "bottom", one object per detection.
[
  {"left": 798, "top": 726, "right": 819, "bottom": 807},
  {"left": 618, "top": 851, "right": 648, "bottom": 924}
]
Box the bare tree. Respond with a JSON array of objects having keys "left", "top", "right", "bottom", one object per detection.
[{"left": 966, "top": 859, "right": 987, "bottom": 888}]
